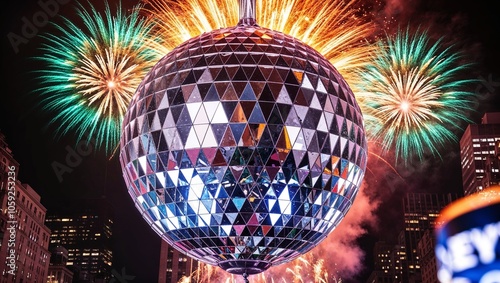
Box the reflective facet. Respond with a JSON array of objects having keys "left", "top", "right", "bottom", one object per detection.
[{"left": 120, "top": 24, "right": 367, "bottom": 275}]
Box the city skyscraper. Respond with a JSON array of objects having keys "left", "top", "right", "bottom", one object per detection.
[
  {"left": 0, "top": 131, "right": 52, "bottom": 283},
  {"left": 366, "top": 241, "right": 402, "bottom": 283},
  {"left": 399, "top": 193, "right": 458, "bottom": 283},
  {"left": 460, "top": 112, "right": 500, "bottom": 196},
  {"left": 158, "top": 240, "right": 197, "bottom": 283},
  {"left": 45, "top": 198, "right": 113, "bottom": 282}
]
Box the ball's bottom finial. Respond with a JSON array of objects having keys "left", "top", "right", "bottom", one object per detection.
[{"left": 219, "top": 259, "right": 271, "bottom": 275}]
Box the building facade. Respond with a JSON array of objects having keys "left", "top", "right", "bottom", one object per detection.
[
  {"left": 366, "top": 241, "right": 406, "bottom": 283},
  {"left": 45, "top": 199, "right": 113, "bottom": 282},
  {"left": 47, "top": 245, "right": 73, "bottom": 283},
  {"left": 417, "top": 229, "right": 439, "bottom": 283},
  {"left": 460, "top": 112, "right": 500, "bottom": 196},
  {"left": 481, "top": 139, "right": 500, "bottom": 189},
  {"left": 0, "top": 131, "right": 51, "bottom": 283},
  {"left": 158, "top": 240, "right": 197, "bottom": 283}
]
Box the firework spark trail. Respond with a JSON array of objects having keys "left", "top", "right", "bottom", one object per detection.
[
  {"left": 356, "top": 27, "right": 476, "bottom": 163},
  {"left": 178, "top": 252, "right": 343, "bottom": 282},
  {"left": 365, "top": 140, "right": 405, "bottom": 182},
  {"left": 143, "top": 0, "right": 376, "bottom": 88},
  {"left": 142, "top": 0, "right": 239, "bottom": 54},
  {"left": 35, "top": 1, "right": 162, "bottom": 153},
  {"left": 313, "top": 259, "right": 328, "bottom": 283}
]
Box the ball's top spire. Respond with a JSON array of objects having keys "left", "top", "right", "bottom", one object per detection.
[{"left": 238, "top": 0, "right": 257, "bottom": 26}]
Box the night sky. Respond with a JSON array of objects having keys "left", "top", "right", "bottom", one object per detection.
[{"left": 1, "top": 0, "right": 499, "bottom": 282}]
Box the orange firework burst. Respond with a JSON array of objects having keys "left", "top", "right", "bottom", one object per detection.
[{"left": 142, "top": 0, "right": 376, "bottom": 87}]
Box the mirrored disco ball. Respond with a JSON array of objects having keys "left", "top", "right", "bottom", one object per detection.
[{"left": 119, "top": 10, "right": 367, "bottom": 276}]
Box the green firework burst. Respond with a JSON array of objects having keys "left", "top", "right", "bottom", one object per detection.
[
  {"left": 356, "top": 27, "right": 476, "bottom": 163},
  {"left": 35, "top": 1, "right": 162, "bottom": 154}
]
